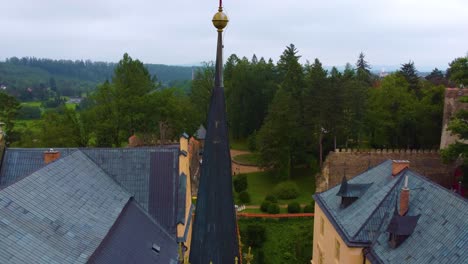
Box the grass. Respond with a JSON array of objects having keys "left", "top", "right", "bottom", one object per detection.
[
  {"left": 233, "top": 153, "right": 260, "bottom": 165},
  {"left": 65, "top": 103, "right": 78, "bottom": 110},
  {"left": 21, "top": 101, "right": 42, "bottom": 107},
  {"left": 230, "top": 138, "right": 249, "bottom": 151},
  {"left": 238, "top": 218, "right": 313, "bottom": 264},
  {"left": 234, "top": 168, "right": 316, "bottom": 205}
]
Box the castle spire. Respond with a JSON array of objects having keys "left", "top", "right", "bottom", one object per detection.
[{"left": 189, "top": 2, "right": 239, "bottom": 264}]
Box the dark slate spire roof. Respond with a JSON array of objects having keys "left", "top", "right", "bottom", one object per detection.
[{"left": 189, "top": 4, "right": 239, "bottom": 263}]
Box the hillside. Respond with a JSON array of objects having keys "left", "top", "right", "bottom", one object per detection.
[{"left": 0, "top": 57, "right": 194, "bottom": 98}]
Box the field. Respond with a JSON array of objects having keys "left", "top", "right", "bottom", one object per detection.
[{"left": 232, "top": 153, "right": 260, "bottom": 165}]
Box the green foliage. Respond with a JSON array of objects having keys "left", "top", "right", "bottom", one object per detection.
[
  {"left": 245, "top": 224, "right": 266, "bottom": 248},
  {"left": 247, "top": 131, "right": 257, "bottom": 152},
  {"left": 398, "top": 61, "right": 420, "bottom": 97},
  {"left": 239, "top": 218, "right": 313, "bottom": 264},
  {"left": 238, "top": 191, "right": 251, "bottom": 204},
  {"left": 267, "top": 203, "right": 280, "bottom": 214},
  {"left": 38, "top": 107, "right": 89, "bottom": 147},
  {"left": 273, "top": 181, "right": 300, "bottom": 200},
  {"left": 17, "top": 105, "right": 41, "bottom": 120},
  {"left": 447, "top": 56, "right": 468, "bottom": 86},
  {"left": 189, "top": 62, "right": 215, "bottom": 126},
  {"left": 260, "top": 200, "right": 272, "bottom": 213},
  {"left": 303, "top": 204, "right": 314, "bottom": 213},
  {"left": 233, "top": 174, "right": 248, "bottom": 193},
  {"left": 287, "top": 202, "right": 301, "bottom": 213},
  {"left": 265, "top": 194, "right": 278, "bottom": 203},
  {"left": 0, "top": 91, "right": 20, "bottom": 139}
]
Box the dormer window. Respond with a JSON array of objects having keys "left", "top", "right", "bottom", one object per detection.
[
  {"left": 336, "top": 176, "right": 372, "bottom": 208},
  {"left": 387, "top": 214, "right": 420, "bottom": 248}
]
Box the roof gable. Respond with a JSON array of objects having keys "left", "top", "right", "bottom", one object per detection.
[{"left": 0, "top": 151, "right": 130, "bottom": 263}]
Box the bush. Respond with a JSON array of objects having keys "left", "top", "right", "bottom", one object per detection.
[
  {"left": 238, "top": 191, "right": 251, "bottom": 204},
  {"left": 267, "top": 203, "right": 280, "bottom": 214},
  {"left": 233, "top": 174, "right": 248, "bottom": 193},
  {"left": 287, "top": 202, "right": 301, "bottom": 213},
  {"left": 246, "top": 224, "right": 266, "bottom": 248},
  {"left": 265, "top": 194, "right": 278, "bottom": 203},
  {"left": 247, "top": 131, "right": 257, "bottom": 152},
  {"left": 303, "top": 204, "right": 314, "bottom": 213},
  {"left": 273, "top": 181, "right": 300, "bottom": 200},
  {"left": 260, "top": 200, "right": 272, "bottom": 212},
  {"left": 17, "top": 105, "right": 41, "bottom": 119}
]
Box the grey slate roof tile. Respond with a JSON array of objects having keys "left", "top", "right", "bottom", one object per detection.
[
  {"left": 0, "top": 150, "right": 130, "bottom": 264},
  {"left": 316, "top": 159, "right": 468, "bottom": 263}
]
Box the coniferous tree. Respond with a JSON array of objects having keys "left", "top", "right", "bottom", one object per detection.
[{"left": 399, "top": 61, "right": 421, "bottom": 98}]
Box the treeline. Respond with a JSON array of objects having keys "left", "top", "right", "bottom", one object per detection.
[
  {"left": 3, "top": 48, "right": 468, "bottom": 179},
  {"left": 0, "top": 57, "right": 194, "bottom": 99},
  {"left": 216, "top": 45, "right": 466, "bottom": 179}
]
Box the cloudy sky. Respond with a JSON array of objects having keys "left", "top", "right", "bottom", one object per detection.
[{"left": 1, "top": 0, "right": 467, "bottom": 70}]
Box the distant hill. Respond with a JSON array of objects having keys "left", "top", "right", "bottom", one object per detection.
[{"left": 0, "top": 57, "right": 194, "bottom": 98}]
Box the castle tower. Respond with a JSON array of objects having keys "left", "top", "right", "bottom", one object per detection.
[{"left": 189, "top": 1, "right": 240, "bottom": 263}]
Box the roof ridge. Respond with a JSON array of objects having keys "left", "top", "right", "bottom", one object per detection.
[
  {"left": 407, "top": 168, "right": 468, "bottom": 202},
  {"left": 0, "top": 148, "right": 81, "bottom": 191},
  {"left": 352, "top": 171, "right": 405, "bottom": 241}
]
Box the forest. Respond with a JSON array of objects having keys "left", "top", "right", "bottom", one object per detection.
[{"left": 1, "top": 47, "right": 468, "bottom": 178}]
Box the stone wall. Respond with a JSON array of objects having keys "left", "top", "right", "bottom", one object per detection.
[
  {"left": 317, "top": 149, "right": 455, "bottom": 193},
  {"left": 440, "top": 88, "right": 468, "bottom": 149}
]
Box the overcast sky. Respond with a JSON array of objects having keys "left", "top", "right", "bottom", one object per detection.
[{"left": 1, "top": 0, "right": 467, "bottom": 71}]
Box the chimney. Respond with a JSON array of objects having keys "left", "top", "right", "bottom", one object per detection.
[
  {"left": 44, "top": 149, "right": 60, "bottom": 164},
  {"left": 392, "top": 160, "right": 410, "bottom": 176},
  {"left": 399, "top": 175, "right": 410, "bottom": 216}
]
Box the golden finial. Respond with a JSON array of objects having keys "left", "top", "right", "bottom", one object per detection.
[
  {"left": 245, "top": 247, "right": 254, "bottom": 264},
  {"left": 212, "top": 0, "right": 229, "bottom": 31},
  {"left": 235, "top": 256, "right": 239, "bottom": 264}
]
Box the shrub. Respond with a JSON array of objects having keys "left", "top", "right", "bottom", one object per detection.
[
  {"left": 260, "top": 200, "right": 271, "bottom": 212},
  {"left": 287, "top": 202, "right": 301, "bottom": 213},
  {"left": 238, "top": 191, "right": 251, "bottom": 204},
  {"left": 246, "top": 224, "right": 266, "bottom": 248},
  {"left": 233, "top": 174, "right": 248, "bottom": 193},
  {"left": 17, "top": 105, "right": 41, "bottom": 119},
  {"left": 247, "top": 131, "right": 257, "bottom": 152},
  {"left": 267, "top": 203, "right": 280, "bottom": 214},
  {"left": 265, "top": 194, "right": 278, "bottom": 203},
  {"left": 303, "top": 204, "right": 314, "bottom": 213},
  {"left": 273, "top": 181, "right": 300, "bottom": 199}
]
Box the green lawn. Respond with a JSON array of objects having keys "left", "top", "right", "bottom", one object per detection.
[
  {"left": 232, "top": 153, "right": 260, "bottom": 165},
  {"left": 230, "top": 139, "right": 249, "bottom": 151},
  {"left": 234, "top": 168, "right": 316, "bottom": 205},
  {"left": 21, "top": 101, "right": 42, "bottom": 107},
  {"left": 65, "top": 103, "right": 78, "bottom": 110},
  {"left": 238, "top": 218, "right": 313, "bottom": 264}
]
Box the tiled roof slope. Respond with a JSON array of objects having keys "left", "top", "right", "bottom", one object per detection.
[
  {"left": 0, "top": 147, "right": 180, "bottom": 235},
  {"left": 315, "top": 160, "right": 468, "bottom": 263},
  {"left": 0, "top": 151, "right": 130, "bottom": 264},
  {"left": 368, "top": 171, "right": 468, "bottom": 264},
  {"left": 315, "top": 160, "right": 402, "bottom": 245},
  {"left": 89, "top": 198, "right": 179, "bottom": 264},
  {"left": 0, "top": 148, "right": 76, "bottom": 186}
]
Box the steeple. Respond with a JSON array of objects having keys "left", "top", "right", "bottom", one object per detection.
[{"left": 189, "top": 2, "right": 239, "bottom": 263}]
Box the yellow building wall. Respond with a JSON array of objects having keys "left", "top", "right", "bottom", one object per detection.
[
  {"left": 177, "top": 136, "right": 193, "bottom": 258},
  {"left": 312, "top": 203, "right": 366, "bottom": 264}
]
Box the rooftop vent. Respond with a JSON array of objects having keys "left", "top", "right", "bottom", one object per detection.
[
  {"left": 336, "top": 175, "right": 372, "bottom": 208},
  {"left": 151, "top": 243, "right": 161, "bottom": 254},
  {"left": 387, "top": 190, "right": 420, "bottom": 248}
]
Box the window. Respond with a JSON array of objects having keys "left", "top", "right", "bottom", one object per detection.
[
  {"left": 320, "top": 217, "right": 325, "bottom": 236},
  {"left": 335, "top": 239, "right": 340, "bottom": 260},
  {"left": 318, "top": 246, "right": 324, "bottom": 264}
]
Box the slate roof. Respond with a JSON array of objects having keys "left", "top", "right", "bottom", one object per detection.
[
  {"left": 0, "top": 146, "right": 180, "bottom": 235},
  {"left": 89, "top": 198, "right": 179, "bottom": 264},
  {"left": 194, "top": 125, "right": 206, "bottom": 140},
  {"left": 0, "top": 151, "right": 130, "bottom": 264},
  {"left": 315, "top": 160, "right": 468, "bottom": 263},
  {"left": 189, "top": 27, "right": 240, "bottom": 263}
]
